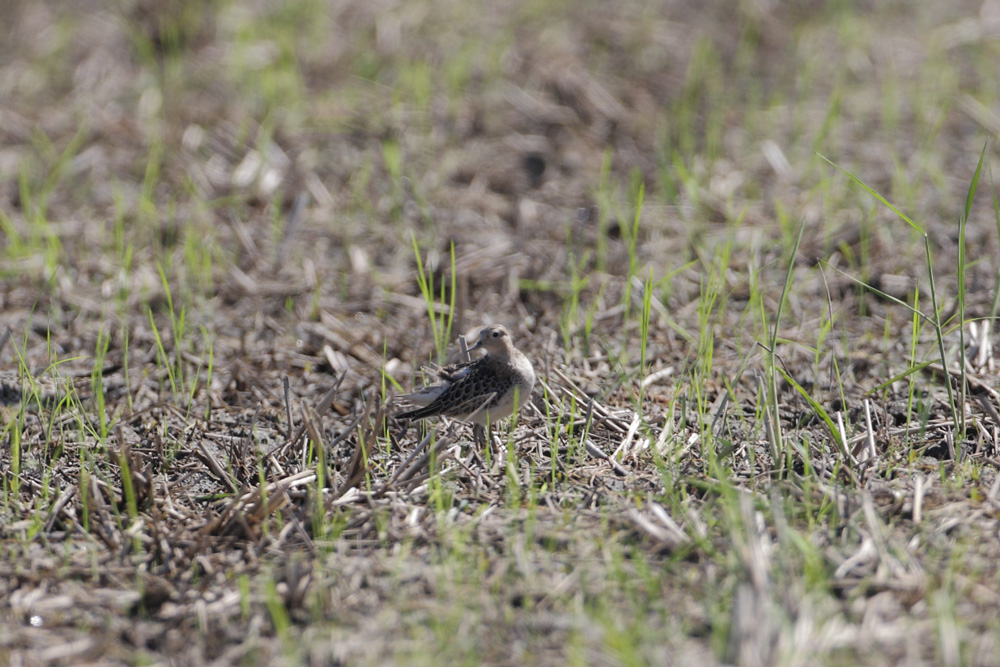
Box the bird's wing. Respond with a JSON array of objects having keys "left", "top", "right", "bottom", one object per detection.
[
  {"left": 398, "top": 382, "right": 448, "bottom": 407},
  {"left": 430, "top": 359, "right": 478, "bottom": 382},
  {"left": 447, "top": 390, "right": 499, "bottom": 417},
  {"left": 398, "top": 359, "right": 477, "bottom": 403}
]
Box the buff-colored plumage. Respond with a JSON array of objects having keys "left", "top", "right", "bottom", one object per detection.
[{"left": 396, "top": 325, "right": 535, "bottom": 426}]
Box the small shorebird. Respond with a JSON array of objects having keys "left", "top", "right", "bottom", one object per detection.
[{"left": 395, "top": 325, "right": 535, "bottom": 427}]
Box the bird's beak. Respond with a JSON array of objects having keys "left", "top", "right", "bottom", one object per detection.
[{"left": 467, "top": 338, "right": 482, "bottom": 351}]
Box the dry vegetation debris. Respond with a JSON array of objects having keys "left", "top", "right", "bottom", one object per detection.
[{"left": 3, "top": 0, "right": 1000, "bottom": 665}]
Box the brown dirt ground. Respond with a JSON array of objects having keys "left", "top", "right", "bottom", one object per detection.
[{"left": 3, "top": 0, "right": 1000, "bottom": 665}]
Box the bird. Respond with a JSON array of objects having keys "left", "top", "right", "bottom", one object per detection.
[{"left": 395, "top": 325, "right": 535, "bottom": 427}]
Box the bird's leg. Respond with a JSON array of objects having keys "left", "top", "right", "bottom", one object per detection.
[
  {"left": 467, "top": 424, "right": 487, "bottom": 471},
  {"left": 478, "top": 422, "right": 505, "bottom": 471}
]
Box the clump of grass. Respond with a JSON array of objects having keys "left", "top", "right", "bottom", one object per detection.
[
  {"left": 821, "top": 141, "right": 989, "bottom": 443},
  {"left": 411, "top": 234, "right": 457, "bottom": 364},
  {"left": 762, "top": 220, "right": 804, "bottom": 473}
]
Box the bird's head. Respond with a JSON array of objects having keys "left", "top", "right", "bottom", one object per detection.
[{"left": 469, "top": 325, "right": 512, "bottom": 356}]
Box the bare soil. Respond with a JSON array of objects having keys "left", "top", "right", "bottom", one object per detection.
[{"left": 3, "top": 1, "right": 1000, "bottom": 665}]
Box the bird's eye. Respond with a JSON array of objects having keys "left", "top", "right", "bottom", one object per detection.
[{"left": 492, "top": 330, "right": 500, "bottom": 338}]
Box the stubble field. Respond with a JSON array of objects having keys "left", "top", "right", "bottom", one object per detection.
[{"left": 3, "top": 1, "right": 1000, "bottom": 665}]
